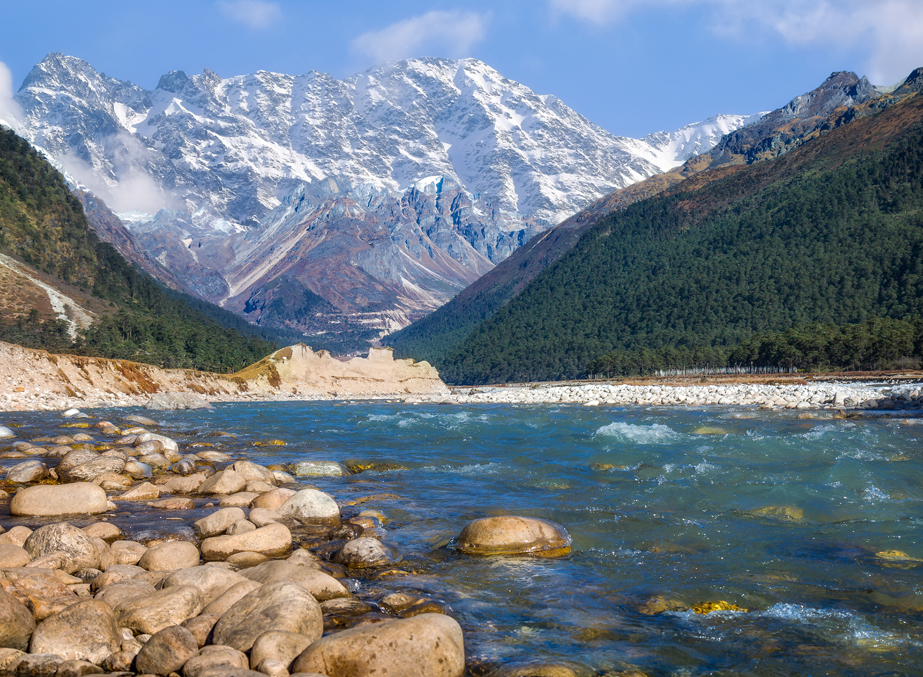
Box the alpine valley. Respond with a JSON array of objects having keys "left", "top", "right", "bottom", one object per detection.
[{"left": 10, "top": 53, "right": 760, "bottom": 348}]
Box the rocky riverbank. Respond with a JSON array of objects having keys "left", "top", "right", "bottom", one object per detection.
[
  {"left": 431, "top": 380, "right": 923, "bottom": 411},
  {"left": 0, "top": 414, "right": 574, "bottom": 677}
]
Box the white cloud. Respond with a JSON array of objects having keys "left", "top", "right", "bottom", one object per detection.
[
  {"left": 0, "top": 61, "right": 23, "bottom": 130},
  {"left": 217, "top": 0, "right": 282, "bottom": 30},
  {"left": 61, "top": 132, "right": 173, "bottom": 214},
  {"left": 549, "top": 0, "right": 923, "bottom": 85},
  {"left": 351, "top": 10, "right": 491, "bottom": 64}
]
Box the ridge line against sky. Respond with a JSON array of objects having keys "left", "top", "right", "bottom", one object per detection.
[{"left": 1, "top": 0, "right": 922, "bottom": 138}]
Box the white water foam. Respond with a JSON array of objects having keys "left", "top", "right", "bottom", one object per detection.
[{"left": 594, "top": 422, "right": 681, "bottom": 444}]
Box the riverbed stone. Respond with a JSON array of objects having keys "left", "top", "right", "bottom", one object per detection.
[
  {"left": 164, "top": 473, "right": 208, "bottom": 494},
  {"left": 183, "top": 645, "right": 250, "bottom": 677},
  {"left": 0, "top": 425, "right": 14, "bottom": 438},
  {"left": 117, "top": 585, "right": 205, "bottom": 634},
  {"left": 277, "top": 489, "right": 340, "bottom": 525},
  {"left": 230, "top": 461, "right": 275, "bottom": 485},
  {"left": 29, "top": 599, "right": 121, "bottom": 664},
  {"left": 55, "top": 449, "right": 100, "bottom": 477},
  {"left": 200, "top": 523, "right": 292, "bottom": 561},
  {"left": 212, "top": 582, "right": 323, "bottom": 652},
  {"left": 149, "top": 496, "right": 196, "bottom": 510},
  {"left": 249, "top": 631, "right": 313, "bottom": 671},
  {"left": 240, "top": 560, "right": 349, "bottom": 602},
  {"left": 291, "top": 460, "right": 350, "bottom": 477},
  {"left": 226, "top": 520, "right": 256, "bottom": 536},
  {"left": 0, "top": 526, "right": 33, "bottom": 547},
  {"left": 219, "top": 492, "right": 260, "bottom": 508},
  {"left": 250, "top": 488, "right": 295, "bottom": 511},
  {"left": 140, "top": 452, "right": 172, "bottom": 468},
  {"left": 23, "top": 523, "right": 101, "bottom": 574},
  {"left": 247, "top": 508, "right": 294, "bottom": 528},
  {"left": 10, "top": 652, "right": 63, "bottom": 676},
  {"left": 455, "top": 516, "right": 572, "bottom": 557},
  {"left": 53, "top": 659, "right": 104, "bottom": 677},
  {"left": 117, "top": 482, "right": 160, "bottom": 501},
  {"left": 182, "top": 614, "right": 221, "bottom": 648},
  {"left": 0, "top": 588, "right": 34, "bottom": 651},
  {"left": 11, "top": 483, "right": 108, "bottom": 517},
  {"left": 135, "top": 625, "right": 199, "bottom": 676},
  {"left": 291, "top": 613, "right": 464, "bottom": 677},
  {"left": 82, "top": 523, "right": 121, "bottom": 544},
  {"left": 200, "top": 581, "right": 263, "bottom": 617},
  {"left": 333, "top": 537, "right": 400, "bottom": 569},
  {"left": 135, "top": 432, "right": 179, "bottom": 452},
  {"left": 225, "top": 552, "right": 269, "bottom": 569},
  {"left": 90, "top": 565, "right": 147, "bottom": 591},
  {"left": 5, "top": 460, "right": 48, "bottom": 483},
  {"left": 198, "top": 470, "right": 247, "bottom": 496},
  {"left": 94, "top": 579, "right": 156, "bottom": 611},
  {"left": 194, "top": 508, "right": 247, "bottom": 538},
  {"left": 99, "top": 542, "right": 148, "bottom": 571},
  {"left": 66, "top": 457, "right": 127, "bottom": 483},
  {"left": 163, "top": 567, "right": 248, "bottom": 605},
  {"left": 0, "top": 544, "right": 32, "bottom": 568},
  {"left": 138, "top": 541, "right": 200, "bottom": 571}
]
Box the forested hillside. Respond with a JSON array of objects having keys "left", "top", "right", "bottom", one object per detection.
[
  {"left": 433, "top": 93, "right": 923, "bottom": 384},
  {"left": 0, "top": 127, "right": 278, "bottom": 371}
]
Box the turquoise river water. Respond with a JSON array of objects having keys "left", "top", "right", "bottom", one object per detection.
[{"left": 3, "top": 400, "right": 923, "bottom": 676}]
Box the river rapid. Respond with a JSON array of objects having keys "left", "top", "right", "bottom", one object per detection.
[{"left": 4, "top": 400, "right": 923, "bottom": 676}]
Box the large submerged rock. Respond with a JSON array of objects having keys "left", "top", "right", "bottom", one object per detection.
[{"left": 454, "top": 516, "right": 572, "bottom": 557}]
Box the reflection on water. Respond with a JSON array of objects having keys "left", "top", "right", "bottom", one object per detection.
[{"left": 3, "top": 401, "right": 923, "bottom": 675}]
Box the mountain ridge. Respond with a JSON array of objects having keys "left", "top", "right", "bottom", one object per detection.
[{"left": 385, "top": 67, "right": 923, "bottom": 366}]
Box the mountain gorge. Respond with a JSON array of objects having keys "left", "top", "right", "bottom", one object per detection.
[{"left": 11, "top": 54, "right": 758, "bottom": 345}]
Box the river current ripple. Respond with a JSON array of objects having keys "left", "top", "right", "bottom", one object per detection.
[{"left": 4, "top": 401, "right": 923, "bottom": 676}]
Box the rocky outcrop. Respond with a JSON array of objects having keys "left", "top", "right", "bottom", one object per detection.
[{"left": 0, "top": 341, "right": 448, "bottom": 411}]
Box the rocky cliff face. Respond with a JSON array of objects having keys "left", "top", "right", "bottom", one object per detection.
[{"left": 0, "top": 341, "right": 448, "bottom": 412}]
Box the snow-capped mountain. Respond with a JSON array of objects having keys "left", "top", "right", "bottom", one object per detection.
[
  {"left": 11, "top": 53, "right": 761, "bottom": 342},
  {"left": 14, "top": 53, "right": 759, "bottom": 227}
]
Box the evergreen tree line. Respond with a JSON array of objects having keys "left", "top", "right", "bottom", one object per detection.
[{"left": 586, "top": 318, "right": 923, "bottom": 376}]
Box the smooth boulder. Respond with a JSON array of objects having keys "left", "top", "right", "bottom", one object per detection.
[
  {"left": 276, "top": 488, "right": 340, "bottom": 525},
  {"left": 162, "top": 567, "right": 248, "bottom": 605},
  {"left": 10, "top": 483, "right": 108, "bottom": 517},
  {"left": 138, "top": 540, "right": 200, "bottom": 571},
  {"left": 24, "top": 523, "right": 101, "bottom": 574},
  {"left": 249, "top": 631, "right": 313, "bottom": 671},
  {"left": 117, "top": 585, "right": 205, "bottom": 634},
  {"left": 194, "top": 508, "right": 246, "bottom": 537},
  {"left": 135, "top": 625, "right": 199, "bottom": 676},
  {"left": 240, "top": 560, "right": 349, "bottom": 602},
  {"left": 200, "top": 523, "right": 292, "bottom": 561},
  {"left": 211, "top": 582, "right": 322, "bottom": 652},
  {"left": 333, "top": 537, "right": 400, "bottom": 569},
  {"left": 183, "top": 645, "right": 250, "bottom": 677},
  {"left": 0, "top": 589, "right": 35, "bottom": 651},
  {"left": 291, "top": 613, "right": 464, "bottom": 677},
  {"left": 29, "top": 599, "right": 121, "bottom": 663},
  {"left": 454, "top": 516, "right": 572, "bottom": 557},
  {"left": 5, "top": 460, "right": 48, "bottom": 483}
]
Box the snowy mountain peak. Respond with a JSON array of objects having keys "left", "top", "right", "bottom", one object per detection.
[{"left": 14, "top": 53, "right": 756, "bottom": 228}]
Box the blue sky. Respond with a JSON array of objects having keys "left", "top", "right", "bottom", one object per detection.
[{"left": 2, "top": 0, "right": 922, "bottom": 138}]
